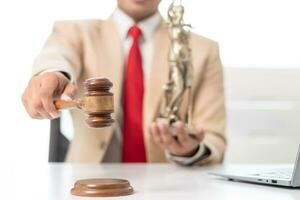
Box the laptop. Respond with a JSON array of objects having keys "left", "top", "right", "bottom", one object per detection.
[{"left": 211, "top": 145, "right": 300, "bottom": 187}]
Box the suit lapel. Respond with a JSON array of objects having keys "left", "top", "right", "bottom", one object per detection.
[
  {"left": 144, "top": 21, "right": 170, "bottom": 161},
  {"left": 87, "top": 18, "right": 124, "bottom": 162},
  {"left": 100, "top": 18, "right": 124, "bottom": 121}
]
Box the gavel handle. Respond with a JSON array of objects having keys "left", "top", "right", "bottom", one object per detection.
[{"left": 54, "top": 99, "right": 78, "bottom": 110}]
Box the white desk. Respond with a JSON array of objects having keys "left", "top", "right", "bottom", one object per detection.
[{"left": 0, "top": 163, "right": 299, "bottom": 200}]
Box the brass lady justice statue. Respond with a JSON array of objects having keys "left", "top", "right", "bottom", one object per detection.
[{"left": 159, "top": 2, "right": 194, "bottom": 133}]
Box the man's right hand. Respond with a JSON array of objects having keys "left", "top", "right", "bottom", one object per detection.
[{"left": 22, "top": 72, "right": 77, "bottom": 119}]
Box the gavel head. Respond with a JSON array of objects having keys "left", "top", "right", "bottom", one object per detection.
[{"left": 81, "top": 77, "right": 114, "bottom": 128}]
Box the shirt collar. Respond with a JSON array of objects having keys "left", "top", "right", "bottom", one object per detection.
[{"left": 112, "top": 7, "right": 162, "bottom": 42}]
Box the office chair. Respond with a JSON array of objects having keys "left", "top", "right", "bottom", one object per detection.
[{"left": 48, "top": 117, "right": 70, "bottom": 162}]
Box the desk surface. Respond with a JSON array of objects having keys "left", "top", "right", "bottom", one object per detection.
[{"left": 0, "top": 163, "right": 299, "bottom": 200}]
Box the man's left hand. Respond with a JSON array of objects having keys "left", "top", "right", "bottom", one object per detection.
[{"left": 150, "top": 119, "right": 204, "bottom": 157}]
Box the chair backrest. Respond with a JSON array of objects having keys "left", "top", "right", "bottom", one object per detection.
[{"left": 224, "top": 67, "right": 300, "bottom": 163}]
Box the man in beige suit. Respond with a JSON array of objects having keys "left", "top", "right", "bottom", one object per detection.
[{"left": 22, "top": 0, "right": 226, "bottom": 166}]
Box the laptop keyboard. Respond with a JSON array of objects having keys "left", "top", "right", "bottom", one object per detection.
[{"left": 249, "top": 168, "right": 293, "bottom": 179}]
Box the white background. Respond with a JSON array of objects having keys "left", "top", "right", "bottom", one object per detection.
[{"left": 0, "top": 0, "right": 299, "bottom": 164}]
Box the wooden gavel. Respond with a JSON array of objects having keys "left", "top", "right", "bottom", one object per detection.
[{"left": 54, "top": 77, "right": 114, "bottom": 128}]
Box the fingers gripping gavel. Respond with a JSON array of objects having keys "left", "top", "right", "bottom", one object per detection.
[{"left": 55, "top": 77, "right": 114, "bottom": 128}]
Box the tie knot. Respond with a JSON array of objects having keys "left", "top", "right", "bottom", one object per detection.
[{"left": 128, "top": 25, "right": 142, "bottom": 40}]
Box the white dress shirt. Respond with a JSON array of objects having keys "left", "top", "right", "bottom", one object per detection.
[{"left": 112, "top": 8, "right": 161, "bottom": 83}]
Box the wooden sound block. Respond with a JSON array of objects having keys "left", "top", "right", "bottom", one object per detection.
[{"left": 71, "top": 178, "right": 134, "bottom": 197}]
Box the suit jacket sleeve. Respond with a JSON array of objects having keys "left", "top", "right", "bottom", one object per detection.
[
  {"left": 32, "top": 21, "right": 82, "bottom": 81},
  {"left": 192, "top": 41, "right": 226, "bottom": 165}
]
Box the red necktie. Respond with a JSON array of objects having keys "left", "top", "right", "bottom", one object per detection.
[{"left": 122, "top": 25, "right": 146, "bottom": 162}]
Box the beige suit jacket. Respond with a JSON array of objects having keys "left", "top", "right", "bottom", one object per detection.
[{"left": 33, "top": 17, "right": 226, "bottom": 165}]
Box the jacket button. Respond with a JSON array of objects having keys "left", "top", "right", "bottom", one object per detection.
[{"left": 100, "top": 141, "right": 107, "bottom": 149}]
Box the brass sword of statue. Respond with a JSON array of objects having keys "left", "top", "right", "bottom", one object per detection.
[{"left": 159, "top": 1, "right": 194, "bottom": 134}]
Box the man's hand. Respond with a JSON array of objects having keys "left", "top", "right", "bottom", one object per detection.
[
  {"left": 22, "top": 72, "right": 76, "bottom": 119},
  {"left": 150, "top": 119, "right": 204, "bottom": 157}
]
